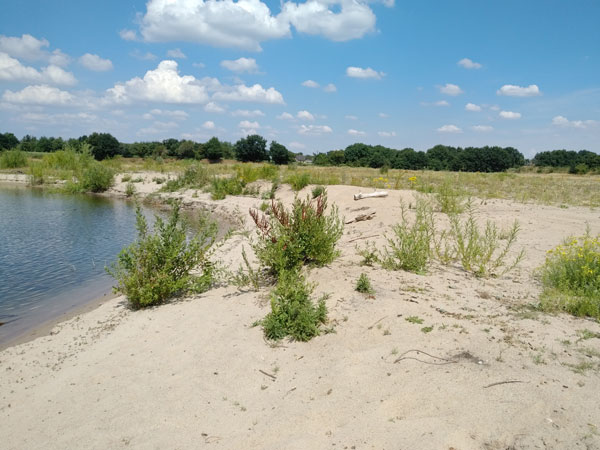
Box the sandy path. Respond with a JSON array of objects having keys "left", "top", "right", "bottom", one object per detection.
[{"left": 1, "top": 182, "right": 600, "bottom": 449}]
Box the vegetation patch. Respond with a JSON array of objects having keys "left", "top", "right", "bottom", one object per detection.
[
  {"left": 261, "top": 270, "right": 328, "bottom": 341},
  {"left": 250, "top": 193, "right": 343, "bottom": 277},
  {"left": 0, "top": 150, "right": 28, "bottom": 169},
  {"left": 539, "top": 230, "right": 600, "bottom": 319},
  {"left": 355, "top": 273, "right": 374, "bottom": 294},
  {"left": 107, "top": 201, "right": 216, "bottom": 309}
]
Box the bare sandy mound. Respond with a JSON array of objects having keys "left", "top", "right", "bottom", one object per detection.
[{"left": 1, "top": 183, "right": 600, "bottom": 449}]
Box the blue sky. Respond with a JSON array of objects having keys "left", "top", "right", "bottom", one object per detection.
[{"left": 0, "top": 0, "right": 598, "bottom": 157}]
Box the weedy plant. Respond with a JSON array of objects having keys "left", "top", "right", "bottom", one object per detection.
[
  {"left": 355, "top": 273, "right": 374, "bottom": 294},
  {"left": 249, "top": 193, "right": 343, "bottom": 277},
  {"left": 285, "top": 172, "right": 311, "bottom": 191},
  {"left": 381, "top": 198, "right": 435, "bottom": 274},
  {"left": 311, "top": 185, "right": 326, "bottom": 199},
  {"left": 125, "top": 182, "right": 136, "bottom": 197},
  {"left": 435, "top": 180, "right": 465, "bottom": 214},
  {"left": 161, "top": 164, "right": 209, "bottom": 192},
  {"left": 260, "top": 270, "right": 328, "bottom": 341},
  {"left": 538, "top": 229, "right": 600, "bottom": 319},
  {"left": 80, "top": 162, "right": 114, "bottom": 192},
  {"left": 449, "top": 201, "right": 524, "bottom": 277},
  {"left": 356, "top": 241, "right": 380, "bottom": 266},
  {"left": 107, "top": 201, "right": 216, "bottom": 309},
  {"left": 210, "top": 176, "right": 244, "bottom": 200}
]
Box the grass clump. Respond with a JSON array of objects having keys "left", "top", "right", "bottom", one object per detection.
[
  {"left": 449, "top": 202, "right": 524, "bottom": 277},
  {"left": 125, "top": 182, "right": 136, "bottom": 197},
  {"left": 356, "top": 241, "right": 379, "bottom": 266},
  {"left": 381, "top": 199, "right": 434, "bottom": 274},
  {"left": 161, "top": 164, "right": 209, "bottom": 192},
  {"left": 261, "top": 270, "right": 328, "bottom": 341},
  {"left": 538, "top": 230, "right": 600, "bottom": 319},
  {"left": 250, "top": 193, "right": 343, "bottom": 276},
  {"left": 311, "top": 185, "right": 326, "bottom": 199},
  {"left": 435, "top": 180, "right": 465, "bottom": 214},
  {"left": 210, "top": 176, "right": 244, "bottom": 200},
  {"left": 355, "top": 273, "right": 374, "bottom": 294},
  {"left": 0, "top": 149, "right": 28, "bottom": 169},
  {"left": 107, "top": 201, "right": 216, "bottom": 309},
  {"left": 285, "top": 172, "right": 311, "bottom": 191}
]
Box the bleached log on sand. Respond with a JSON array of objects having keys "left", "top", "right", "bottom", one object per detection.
[{"left": 353, "top": 191, "right": 388, "bottom": 201}]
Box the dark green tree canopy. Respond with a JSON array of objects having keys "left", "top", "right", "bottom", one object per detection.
[
  {"left": 235, "top": 134, "right": 268, "bottom": 162},
  {"left": 269, "top": 141, "right": 292, "bottom": 165},
  {"left": 204, "top": 137, "right": 223, "bottom": 161},
  {"left": 0, "top": 132, "right": 19, "bottom": 150},
  {"left": 87, "top": 132, "right": 120, "bottom": 160}
]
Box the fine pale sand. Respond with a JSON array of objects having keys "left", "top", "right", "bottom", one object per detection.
[{"left": 1, "top": 176, "right": 600, "bottom": 449}]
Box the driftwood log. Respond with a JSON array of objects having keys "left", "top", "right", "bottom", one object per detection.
[
  {"left": 345, "top": 211, "right": 376, "bottom": 224},
  {"left": 353, "top": 191, "right": 388, "bottom": 201}
]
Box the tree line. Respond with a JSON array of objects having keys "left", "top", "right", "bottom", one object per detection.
[{"left": 1, "top": 131, "right": 598, "bottom": 173}]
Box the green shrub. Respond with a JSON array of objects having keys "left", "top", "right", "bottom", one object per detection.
[
  {"left": 538, "top": 231, "right": 600, "bottom": 318},
  {"left": 250, "top": 193, "right": 343, "bottom": 276},
  {"left": 356, "top": 242, "right": 380, "bottom": 266},
  {"left": 381, "top": 199, "right": 435, "bottom": 274},
  {"left": 311, "top": 185, "right": 326, "bottom": 199},
  {"left": 210, "top": 176, "right": 244, "bottom": 200},
  {"left": 121, "top": 174, "right": 132, "bottom": 182},
  {"left": 355, "top": 273, "right": 374, "bottom": 294},
  {"left": 261, "top": 270, "right": 328, "bottom": 341},
  {"left": 28, "top": 162, "right": 45, "bottom": 185},
  {"left": 286, "top": 172, "right": 311, "bottom": 191},
  {"left": 449, "top": 203, "right": 524, "bottom": 277},
  {"left": 0, "top": 150, "right": 27, "bottom": 169},
  {"left": 107, "top": 201, "right": 216, "bottom": 309},
  {"left": 81, "top": 163, "right": 114, "bottom": 192}
]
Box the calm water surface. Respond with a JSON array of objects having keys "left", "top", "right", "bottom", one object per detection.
[{"left": 0, "top": 185, "right": 153, "bottom": 345}]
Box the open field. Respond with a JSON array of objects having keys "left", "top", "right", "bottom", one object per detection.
[{"left": 1, "top": 171, "right": 599, "bottom": 449}]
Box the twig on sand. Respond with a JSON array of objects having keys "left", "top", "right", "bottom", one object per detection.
[
  {"left": 367, "top": 316, "right": 388, "bottom": 330},
  {"left": 483, "top": 380, "right": 525, "bottom": 389},
  {"left": 259, "top": 369, "right": 277, "bottom": 380},
  {"left": 348, "top": 234, "right": 379, "bottom": 243},
  {"left": 394, "top": 349, "right": 457, "bottom": 365}
]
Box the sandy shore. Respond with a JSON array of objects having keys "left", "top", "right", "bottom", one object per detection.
[{"left": 1, "top": 175, "right": 600, "bottom": 449}]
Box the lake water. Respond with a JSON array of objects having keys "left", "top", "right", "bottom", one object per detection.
[{"left": 0, "top": 185, "right": 154, "bottom": 347}]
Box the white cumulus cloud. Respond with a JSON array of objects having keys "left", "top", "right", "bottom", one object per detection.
[
  {"left": 346, "top": 66, "right": 384, "bottom": 79},
  {"left": 323, "top": 83, "right": 337, "bottom": 92},
  {"left": 166, "top": 48, "right": 186, "bottom": 59},
  {"left": 497, "top": 84, "right": 541, "bottom": 97},
  {"left": 298, "top": 124, "right": 332, "bottom": 135},
  {"left": 378, "top": 131, "right": 396, "bottom": 137},
  {"left": 277, "top": 112, "right": 294, "bottom": 120},
  {"left": 552, "top": 115, "right": 597, "bottom": 129},
  {"left": 202, "top": 120, "right": 216, "bottom": 129},
  {"left": 438, "top": 83, "right": 463, "bottom": 96},
  {"left": 119, "top": 29, "right": 138, "bottom": 41},
  {"left": 0, "top": 53, "right": 76, "bottom": 85},
  {"left": 472, "top": 125, "right": 493, "bottom": 132},
  {"left": 0, "top": 34, "right": 49, "bottom": 61},
  {"left": 2, "top": 84, "right": 74, "bottom": 105},
  {"left": 204, "top": 102, "right": 226, "bottom": 113},
  {"left": 437, "top": 124, "right": 462, "bottom": 133},
  {"left": 435, "top": 100, "right": 450, "bottom": 106},
  {"left": 232, "top": 109, "right": 265, "bottom": 117},
  {"left": 499, "top": 110, "right": 521, "bottom": 119},
  {"left": 297, "top": 110, "right": 315, "bottom": 121},
  {"left": 347, "top": 129, "right": 366, "bottom": 136},
  {"left": 302, "top": 79, "right": 319, "bottom": 88},
  {"left": 213, "top": 83, "right": 284, "bottom": 104},
  {"left": 457, "top": 58, "right": 482, "bottom": 69},
  {"left": 106, "top": 60, "right": 210, "bottom": 104},
  {"left": 465, "top": 102, "right": 481, "bottom": 112},
  {"left": 221, "top": 57, "right": 259, "bottom": 73},
  {"left": 79, "top": 53, "right": 113, "bottom": 71}
]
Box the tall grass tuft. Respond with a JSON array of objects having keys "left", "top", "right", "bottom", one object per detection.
[
  {"left": 381, "top": 198, "right": 435, "bottom": 274},
  {"left": 449, "top": 202, "right": 525, "bottom": 277}
]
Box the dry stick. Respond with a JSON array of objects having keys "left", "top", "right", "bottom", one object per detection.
[
  {"left": 348, "top": 234, "right": 380, "bottom": 243},
  {"left": 367, "top": 316, "right": 388, "bottom": 330},
  {"left": 259, "top": 369, "right": 277, "bottom": 380},
  {"left": 483, "top": 380, "right": 525, "bottom": 389},
  {"left": 394, "top": 349, "right": 457, "bottom": 365}
]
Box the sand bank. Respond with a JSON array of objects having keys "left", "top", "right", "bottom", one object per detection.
[{"left": 1, "top": 178, "right": 600, "bottom": 449}]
